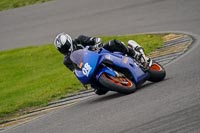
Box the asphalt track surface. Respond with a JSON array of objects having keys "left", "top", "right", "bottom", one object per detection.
[{"left": 1, "top": 0, "right": 200, "bottom": 133}]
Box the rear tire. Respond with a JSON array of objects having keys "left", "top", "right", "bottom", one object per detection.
[
  {"left": 148, "top": 62, "right": 166, "bottom": 82},
  {"left": 99, "top": 73, "right": 136, "bottom": 94}
]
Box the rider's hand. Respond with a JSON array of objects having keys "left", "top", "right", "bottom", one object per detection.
[{"left": 94, "top": 38, "right": 103, "bottom": 48}]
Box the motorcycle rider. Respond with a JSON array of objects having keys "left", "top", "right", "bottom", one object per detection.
[{"left": 54, "top": 33, "right": 151, "bottom": 71}]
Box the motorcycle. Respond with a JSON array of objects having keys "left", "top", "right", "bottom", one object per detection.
[{"left": 70, "top": 42, "right": 166, "bottom": 95}]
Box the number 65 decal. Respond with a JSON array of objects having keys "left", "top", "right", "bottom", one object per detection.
[{"left": 82, "top": 63, "right": 92, "bottom": 77}]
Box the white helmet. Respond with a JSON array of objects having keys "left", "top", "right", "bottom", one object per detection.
[{"left": 54, "top": 33, "right": 74, "bottom": 54}]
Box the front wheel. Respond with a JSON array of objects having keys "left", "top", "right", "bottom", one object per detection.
[
  {"left": 98, "top": 73, "right": 136, "bottom": 94},
  {"left": 148, "top": 61, "right": 166, "bottom": 82}
]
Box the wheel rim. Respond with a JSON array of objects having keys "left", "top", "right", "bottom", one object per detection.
[
  {"left": 103, "top": 73, "right": 133, "bottom": 87},
  {"left": 150, "top": 63, "right": 162, "bottom": 71}
]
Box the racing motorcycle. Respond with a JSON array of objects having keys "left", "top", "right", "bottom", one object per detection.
[{"left": 70, "top": 41, "right": 166, "bottom": 95}]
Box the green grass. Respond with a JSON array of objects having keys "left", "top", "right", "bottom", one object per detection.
[
  {"left": 101, "top": 34, "right": 163, "bottom": 54},
  {"left": 0, "top": 0, "right": 50, "bottom": 11},
  {"left": 0, "top": 45, "right": 83, "bottom": 119},
  {"left": 0, "top": 34, "right": 164, "bottom": 120}
]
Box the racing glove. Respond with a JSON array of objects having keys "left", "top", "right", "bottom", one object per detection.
[{"left": 93, "top": 37, "right": 103, "bottom": 48}]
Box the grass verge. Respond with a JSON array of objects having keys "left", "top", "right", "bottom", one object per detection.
[
  {"left": 0, "top": 0, "right": 50, "bottom": 11},
  {"left": 0, "top": 34, "right": 164, "bottom": 121}
]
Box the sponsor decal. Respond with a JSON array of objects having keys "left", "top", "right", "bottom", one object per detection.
[{"left": 82, "top": 63, "right": 92, "bottom": 77}]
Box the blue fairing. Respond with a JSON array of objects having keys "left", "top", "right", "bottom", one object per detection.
[
  {"left": 71, "top": 47, "right": 148, "bottom": 85},
  {"left": 97, "top": 51, "right": 148, "bottom": 83},
  {"left": 71, "top": 48, "right": 99, "bottom": 84},
  {"left": 96, "top": 67, "right": 117, "bottom": 80}
]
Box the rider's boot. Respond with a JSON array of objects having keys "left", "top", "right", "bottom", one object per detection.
[{"left": 128, "top": 40, "right": 151, "bottom": 69}]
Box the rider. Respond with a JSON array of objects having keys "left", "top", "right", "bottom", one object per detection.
[{"left": 54, "top": 33, "right": 150, "bottom": 71}]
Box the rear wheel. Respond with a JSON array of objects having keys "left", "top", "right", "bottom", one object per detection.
[
  {"left": 148, "top": 62, "right": 166, "bottom": 82},
  {"left": 99, "top": 73, "right": 136, "bottom": 94}
]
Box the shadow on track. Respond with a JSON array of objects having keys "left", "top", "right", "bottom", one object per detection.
[
  {"left": 136, "top": 78, "right": 170, "bottom": 91},
  {"left": 88, "top": 78, "right": 169, "bottom": 104},
  {"left": 89, "top": 92, "right": 127, "bottom": 104}
]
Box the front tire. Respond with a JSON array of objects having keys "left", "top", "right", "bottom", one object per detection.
[
  {"left": 99, "top": 73, "right": 136, "bottom": 94},
  {"left": 148, "top": 62, "right": 166, "bottom": 82}
]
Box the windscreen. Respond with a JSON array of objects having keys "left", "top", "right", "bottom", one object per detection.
[{"left": 70, "top": 49, "right": 84, "bottom": 66}]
